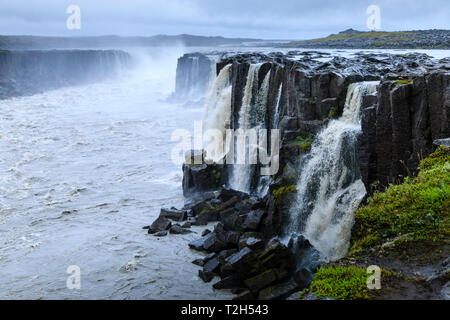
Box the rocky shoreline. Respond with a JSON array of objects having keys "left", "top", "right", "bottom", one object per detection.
[{"left": 146, "top": 50, "right": 449, "bottom": 299}]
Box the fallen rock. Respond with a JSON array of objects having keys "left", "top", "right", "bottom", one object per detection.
[
  {"left": 232, "top": 290, "right": 255, "bottom": 300},
  {"left": 258, "top": 278, "right": 300, "bottom": 300},
  {"left": 242, "top": 210, "right": 265, "bottom": 231},
  {"left": 160, "top": 207, "right": 187, "bottom": 221},
  {"left": 192, "top": 258, "right": 204, "bottom": 267},
  {"left": 153, "top": 230, "right": 168, "bottom": 237},
  {"left": 169, "top": 224, "right": 192, "bottom": 234},
  {"left": 203, "top": 258, "right": 221, "bottom": 274},
  {"left": 148, "top": 216, "right": 172, "bottom": 234},
  {"left": 244, "top": 269, "right": 278, "bottom": 293},
  {"left": 198, "top": 270, "right": 214, "bottom": 283},
  {"left": 213, "top": 275, "right": 242, "bottom": 290}
]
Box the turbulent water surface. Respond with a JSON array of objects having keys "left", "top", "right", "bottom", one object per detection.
[{"left": 0, "top": 48, "right": 233, "bottom": 299}]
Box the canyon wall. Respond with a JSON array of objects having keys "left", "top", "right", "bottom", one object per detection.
[{"left": 0, "top": 49, "right": 131, "bottom": 99}]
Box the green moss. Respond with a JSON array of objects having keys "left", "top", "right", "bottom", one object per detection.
[
  {"left": 295, "top": 133, "right": 314, "bottom": 142},
  {"left": 298, "top": 142, "right": 312, "bottom": 153},
  {"left": 328, "top": 106, "right": 339, "bottom": 119},
  {"left": 273, "top": 185, "right": 297, "bottom": 198},
  {"left": 308, "top": 265, "right": 397, "bottom": 300},
  {"left": 297, "top": 288, "right": 308, "bottom": 299},
  {"left": 394, "top": 79, "right": 413, "bottom": 86},
  {"left": 350, "top": 146, "right": 450, "bottom": 254}
]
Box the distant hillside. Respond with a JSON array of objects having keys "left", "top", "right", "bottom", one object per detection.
[
  {"left": 0, "top": 34, "right": 263, "bottom": 50},
  {"left": 285, "top": 29, "right": 450, "bottom": 49}
]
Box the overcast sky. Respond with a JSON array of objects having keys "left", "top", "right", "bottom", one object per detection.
[{"left": 0, "top": 0, "right": 448, "bottom": 40}]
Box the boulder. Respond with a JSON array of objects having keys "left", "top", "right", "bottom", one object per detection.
[
  {"left": 153, "top": 230, "right": 168, "bottom": 237},
  {"left": 244, "top": 269, "right": 278, "bottom": 293},
  {"left": 213, "top": 275, "right": 242, "bottom": 290},
  {"left": 258, "top": 278, "right": 300, "bottom": 300},
  {"left": 148, "top": 216, "right": 172, "bottom": 234},
  {"left": 242, "top": 210, "right": 265, "bottom": 231},
  {"left": 203, "top": 258, "right": 221, "bottom": 274},
  {"left": 198, "top": 270, "right": 214, "bottom": 283},
  {"left": 169, "top": 224, "right": 192, "bottom": 234},
  {"left": 160, "top": 207, "right": 187, "bottom": 221}
]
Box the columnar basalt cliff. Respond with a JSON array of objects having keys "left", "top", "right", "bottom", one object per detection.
[
  {"left": 149, "top": 51, "right": 449, "bottom": 300},
  {"left": 168, "top": 53, "right": 215, "bottom": 104},
  {"left": 0, "top": 49, "right": 131, "bottom": 99}
]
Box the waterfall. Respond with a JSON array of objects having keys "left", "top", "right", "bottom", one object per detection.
[
  {"left": 229, "top": 64, "right": 271, "bottom": 194},
  {"left": 272, "top": 83, "right": 282, "bottom": 128},
  {"left": 286, "top": 81, "right": 379, "bottom": 261},
  {"left": 202, "top": 64, "right": 232, "bottom": 162}
]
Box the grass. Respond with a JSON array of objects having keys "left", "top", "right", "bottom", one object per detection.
[
  {"left": 350, "top": 146, "right": 450, "bottom": 255},
  {"left": 308, "top": 265, "right": 396, "bottom": 300}
]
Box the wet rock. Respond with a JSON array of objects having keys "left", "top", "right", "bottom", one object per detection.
[
  {"left": 213, "top": 275, "right": 242, "bottom": 290},
  {"left": 203, "top": 252, "right": 217, "bottom": 264},
  {"left": 169, "top": 224, "right": 192, "bottom": 234},
  {"left": 198, "top": 270, "right": 215, "bottom": 283},
  {"left": 258, "top": 278, "right": 300, "bottom": 300},
  {"left": 224, "top": 247, "right": 257, "bottom": 275},
  {"left": 192, "top": 258, "right": 204, "bottom": 267},
  {"left": 148, "top": 216, "right": 172, "bottom": 234},
  {"left": 203, "top": 258, "right": 221, "bottom": 274},
  {"left": 181, "top": 222, "right": 192, "bottom": 228},
  {"left": 202, "top": 232, "right": 227, "bottom": 253},
  {"left": 219, "top": 187, "right": 249, "bottom": 201},
  {"left": 293, "top": 267, "right": 312, "bottom": 288},
  {"left": 433, "top": 138, "right": 450, "bottom": 149},
  {"left": 160, "top": 207, "right": 187, "bottom": 221},
  {"left": 153, "top": 230, "right": 168, "bottom": 237},
  {"left": 244, "top": 269, "right": 279, "bottom": 293},
  {"left": 242, "top": 210, "right": 265, "bottom": 231},
  {"left": 214, "top": 223, "right": 241, "bottom": 246},
  {"left": 238, "top": 236, "right": 264, "bottom": 251},
  {"left": 232, "top": 290, "right": 255, "bottom": 300}
]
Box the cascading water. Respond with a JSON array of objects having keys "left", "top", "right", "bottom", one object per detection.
[
  {"left": 286, "top": 81, "right": 379, "bottom": 261},
  {"left": 203, "top": 64, "right": 232, "bottom": 162},
  {"left": 229, "top": 64, "right": 271, "bottom": 194}
]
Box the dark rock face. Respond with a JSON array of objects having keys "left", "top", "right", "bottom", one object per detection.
[
  {"left": 182, "top": 150, "right": 228, "bottom": 197},
  {"left": 213, "top": 51, "right": 449, "bottom": 194},
  {"left": 167, "top": 53, "right": 214, "bottom": 104},
  {"left": 359, "top": 73, "right": 450, "bottom": 190},
  {"left": 0, "top": 50, "right": 131, "bottom": 100}
]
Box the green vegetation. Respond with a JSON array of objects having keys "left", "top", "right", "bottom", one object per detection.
[
  {"left": 394, "top": 79, "right": 413, "bottom": 86},
  {"left": 350, "top": 146, "right": 450, "bottom": 255},
  {"left": 295, "top": 133, "right": 314, "bottom": 142},
  {"left": 328, "top": 106, "right": 339, "bottom": 119},
  {"left": 273, "top": 185, "right": 296, "bottom": 198},
  {"left": 295, "top": 133, "right": 314, "bottom": 153},
  {"left": 298, "top": 142, "right": 312, "bottom": 153},
  {"left": 308, "top": 265, "right": 396, "bottom": 300}
]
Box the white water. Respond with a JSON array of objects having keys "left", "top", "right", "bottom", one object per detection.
[
  {"left": 229, "top": 64, "right": 272, "bottom": 194},
  {"left": 287, "top": 81, "right": 379, "bottom": 261},
  {"left": 203, "top": 64, "right": 232, "bottom": 162},
  {"left": 0, "top": 48, "right": 232, "bottom": 300}
]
